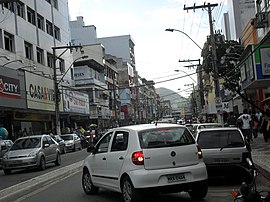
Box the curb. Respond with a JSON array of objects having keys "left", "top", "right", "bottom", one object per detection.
[
  {"left": 254, "top": 161, "right": 270, "bottom": 182},
  {"left": 0, "top": 161, "right": 83, "bottom": 202}
]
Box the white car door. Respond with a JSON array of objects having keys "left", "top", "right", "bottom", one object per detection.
[
  {"left": 106, "top": 131, "right": 129, "bottom": 189},
  {"left": 89, "top": 132, "right": 113, "bottom": 187}
]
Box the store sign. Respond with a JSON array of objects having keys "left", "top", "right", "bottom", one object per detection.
[
  {"left": 63, "top": 89, "right": 89, "bottom": 114},
  {"left": 0, "top": 75, "right": 21, "bottom": 99},
  {"left": 25, "top": 72, "right": 63, "bottom": 111},
  {"left": 260, "top": 47, "right": 270, "bottom": 76}
]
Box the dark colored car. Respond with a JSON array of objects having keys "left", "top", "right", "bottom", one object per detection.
[{"left": 52, "top": 135, "right": 66, "bottom": 154}]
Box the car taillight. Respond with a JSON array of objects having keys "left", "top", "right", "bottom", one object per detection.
[
  {"left": 197, "top": 145, "right": 203, "bottom": 159},
  {"left": 132, "top": 151, "right": 144, "bottom": 165}
]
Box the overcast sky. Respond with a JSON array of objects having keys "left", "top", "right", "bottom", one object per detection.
[{"left": 68, "top": 0, "right": 227, "bottom": 97}]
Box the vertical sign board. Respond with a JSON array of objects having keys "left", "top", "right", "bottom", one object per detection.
[
  {"left": 63, "top": 89, "right": 90, "bottom": 114},
  {"left": 25, "top": 72, "right": 63, "bottom": 111},
  {"left": 0, "top": 69, "right": 26, "bottom": 109},
  {"left": 255, "top": 44, "right": 270, "bottom": 80}
]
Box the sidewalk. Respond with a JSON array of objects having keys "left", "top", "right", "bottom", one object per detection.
[{"left": 251, "top": 133, "right": 270, "bottom": 180}]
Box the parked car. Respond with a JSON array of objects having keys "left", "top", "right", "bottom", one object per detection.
[
  {"left": 52, "top": 135, "right": 66, "bottom": 154},
  {"left": 2, "top": 135, "right": 61, "bottom": 175},
  {"left": 0, "top": 140, "right": 13, "bottom": 169},
  {"left": 195, "top": 127, "right": 251, "bottom": 176},
  {"left": 191, "top": 123, "right": 222, "bottom": 137},
  {"left": 82, "top": 124, "right": 208, "bottom": 202},
  {"left": 61, "top": 134, "right": 82, "bottom": 152}
]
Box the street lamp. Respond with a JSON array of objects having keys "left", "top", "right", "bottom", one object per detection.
[
  {"left": 17, "top": 65, "right": 36, "bottom": 71},
  {"left": 3, "top": 59, "right": 24, "bottom": 67},
  {"left": 165, "top": 28, "right": 203, "bottom": 50},
  {"left": 174, "top": 69, "right": 197, "bottom": 83}
]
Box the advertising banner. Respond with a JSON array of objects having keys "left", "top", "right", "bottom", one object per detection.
[{"left": 63, "top": 89, "right": 89, "bottom": 114}]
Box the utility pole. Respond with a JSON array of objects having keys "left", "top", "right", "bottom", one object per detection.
[{"left": 184, "top": 3, "right": 221, "bottom": 123}]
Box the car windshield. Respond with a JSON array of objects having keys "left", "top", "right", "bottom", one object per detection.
[
  {"left": 197, "top": 130, "right": 245, "bottom": 149},
  {"left": 61, "top": 135, "right": 73, "bottom": 141},
  {"left": 138, "top": 127, "right": 195, "bottom": 149},
  {"left": 10, "top": 137, "right": 41, "bottom": 150}
]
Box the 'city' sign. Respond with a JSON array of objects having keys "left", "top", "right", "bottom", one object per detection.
[{"left": 0, "top": 75, "right": 21, "bottom": 99}]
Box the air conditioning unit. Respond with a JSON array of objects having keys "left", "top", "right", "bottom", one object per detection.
[{"left": 253, "top": 12, "right": 268, "bottom": 29}]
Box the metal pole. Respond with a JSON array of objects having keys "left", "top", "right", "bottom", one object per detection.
[{"left": 53, "top": 48, "right": 61, "bottom": 136}]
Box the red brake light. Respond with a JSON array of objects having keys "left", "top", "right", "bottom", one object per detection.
[
  {"left": 132, "top": 151, "right": 144, "bottom": 165},
  {"left": 197, "top": 145, "right": 203, "bottom": 159}
]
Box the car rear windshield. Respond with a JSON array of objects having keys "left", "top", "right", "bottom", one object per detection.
[
  {"left": 197, "top": 130, "right": 245, "bottom": 149},
  {"left": 11, "top": 137, "right": 41, "bottom": 150},
  {"left": 138, "top": 127, "right": 195, "bottom": 149}
]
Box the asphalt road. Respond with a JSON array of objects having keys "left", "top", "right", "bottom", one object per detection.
[
  {"left": 13, "top": 171, "right": 270, "bottom": 202},
  {"left": 0, "top": 148, "right": 89, "bottom": 190}
]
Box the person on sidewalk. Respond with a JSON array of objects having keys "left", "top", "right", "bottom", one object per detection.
[
  {"left": 259, "top": 108, "right": 270, "bottom": 142},
  {"left": 237, "top": 109, "right": 252, "bottom": 143}
]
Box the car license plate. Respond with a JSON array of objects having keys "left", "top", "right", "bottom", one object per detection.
[
  {"left": 167, "top": 174, "right": 186, "bottom": 183},
  {"left": 214, "top": 158, "right": 229, "bottom": 163}
]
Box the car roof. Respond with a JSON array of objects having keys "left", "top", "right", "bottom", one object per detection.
[
  {"left": 16, "top": 135, "right": 48, "bottom": 140},
  {"left": 111, "top": 123, "right": 186, "bottom": 132},
  {"left": 197, "top": 127, "right": 239, "bottom": 132}
]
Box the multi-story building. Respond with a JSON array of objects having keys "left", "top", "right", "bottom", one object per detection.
[{"left": 0, "top": 0, "right": 88, "bottom": 139}]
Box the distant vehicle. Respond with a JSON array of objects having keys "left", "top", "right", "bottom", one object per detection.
[
  {"left": 61, "top": 134, "right": 82, "bottom": 152},
  {"left": 52, "top": 135, "right": 66, "bottom": 154},
  {"left": 82, "top": 123, "right": 208, "bottom": 202},
  {"left": 0, "top": 140, "right": 13, "bottom": 169},
  {"left": 2, "top": 135, "right": 61, "bottom": 175},
  {"left": 192, "top": 123, "right": 222, "bottom": 137},
  {"left": 195, "top": 127, "right": 251, "bottom": 176},
  {"left": 177, "top": 119, "right": 185, "bottom": 125}
]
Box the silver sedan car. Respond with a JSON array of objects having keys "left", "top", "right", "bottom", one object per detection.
[{"left": 2, "top": 135, "right": 61, "bottom": 175}]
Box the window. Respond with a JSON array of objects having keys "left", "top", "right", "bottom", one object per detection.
[
  {"left": 27, "top": 7, "right": 36, "bottom": 25},
  {"left": 139, "top": 127, "right": 195, "bottom": 149},
  {"left": 37, "top": 14, "right": 44, "bottom": 30},
  {"left": 47, "top": 52, "right": 54, "bottom": 68},
  {"left": 4, "top": 2, "right": 15, "bottom": 12},
  {"left": 54, "top": 25, "right": 60, "bottom": 40},
  {"left": 37, "top": 47, "right": 44, "bottom": 64},
  {"left": 25, "top": 41, "right": 33, "bottom": 60},
  {"left": 46, "top": 20, "right": 53, "bottom": 36},
  {"left": 197, "top": 130, "right": 245, "bottom": 149},
  {"left": 16, "top": 1, "right": 25, "bottom": 18},
  {"left": 53, "top": 0, "right": 58, "bottom": 9},
  {"left": 111, "top": 131, "right": 129, "bottom": 152},
  {"left": 59, "top": 59, "right": 64, "bottom": 73},
  {"left": 4, "top": 32, "right": 14, "bottom": 52},
  {"left": 96, "top": 132, "right": 112, "bottom": 153}
]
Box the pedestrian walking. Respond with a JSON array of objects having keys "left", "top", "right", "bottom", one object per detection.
[
  {"left": 227, "top": 112, "right": 237, "bottom": 127},
  {"left": 237, "top": 109, "right": 252, "bottom": 143},
  {"left": 251, "top": 113, "right": 259, "bottom": 139},
  {"left": 259, "top": 108, "right": 270, "bottom": 142}
]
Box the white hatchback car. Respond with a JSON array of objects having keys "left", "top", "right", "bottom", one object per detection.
[{"left": 82, "top": 124, "right": 208, "bottom": 202}]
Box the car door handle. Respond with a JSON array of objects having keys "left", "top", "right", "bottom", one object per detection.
[
  {"left": 102, "top": 157, "right": 106, "bottom": 160},
  {"left": 119, "top": 156, "right": 124, "bottom": 160}
]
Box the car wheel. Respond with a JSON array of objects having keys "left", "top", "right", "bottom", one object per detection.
[
  {"left": 39, "top": 156, "right": 46, "bottom": 171},
  {"left": 73, "top": 145, "right": 76, "bottom": 152},
  {"left": 3, "top": 169, "right": 11, "bottom": 175},
  {"left": 79, "top": 144, "right": 82, "bottom": 150},
  {"left": 188, "top": 181, "right": 208, "bottom": 200},
  {"left": 121, "top": 176, "right": 141, "bottom": 202},
  {"left": 55, "top": 153, "right": 61, "bottom": 166},
  {"left": 82, "top": 169, "right": 99, "bottom": 195}
]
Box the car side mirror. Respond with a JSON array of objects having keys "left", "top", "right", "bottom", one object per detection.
[
  {"left": 87, "top": 146, "right": 96, "bottom": 153},
  {"left": 44, "top": 143, "right": 50, "bottom": 148}
]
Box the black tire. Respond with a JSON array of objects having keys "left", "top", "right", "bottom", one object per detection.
[
  {"left": 121, "top": 176, "right": 141, "bottom": 202},
  {"left": 39, "top": 156, "right": 46, "bottom": 171},
  {"left": 188, "top": 181, "right": 208, "bottom": 200},
  {"left": 3, "top": 169, "right": 11, "bottom": 175},
  {"left": 55, "top": 153, "right": 61, "bottom": 166},
  {"left": 73, "top": 145, "right": 76, "bottom": 152},
  {"left": 82, "top": 169, "right": 99, "bottom": 195}
]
